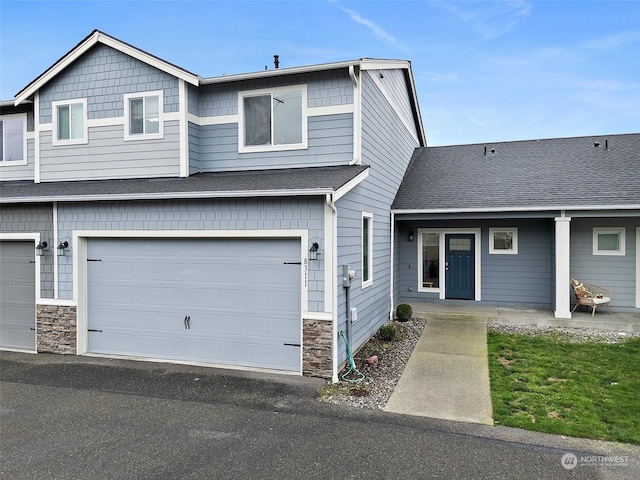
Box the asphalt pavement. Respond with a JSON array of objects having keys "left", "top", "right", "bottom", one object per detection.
[{"left": 1, "top": 352, "right": 638, "bottom": 480}]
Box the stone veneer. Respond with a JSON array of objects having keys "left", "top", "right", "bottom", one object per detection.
[
  {"left": 302, "top": 318, "right": 332, "bottom": 378},
  {"left": 36, "top": 304, "right": 77, "bottom": 354}
]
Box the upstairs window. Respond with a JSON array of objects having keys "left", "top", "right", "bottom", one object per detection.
[
  {"left": 0, "top": 115, "right": 25, "bottom": 162},
  {"left": 52, "top": 99, "right": 87, "bottom": 145},
  {"left": 124, "top": 91, "right": 163, "bottom": 141},
  {"left": 239, "top": 86, "right": 307, "bottom": 153}
]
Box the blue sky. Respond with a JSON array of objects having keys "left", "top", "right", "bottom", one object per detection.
[{"left": 1, "top": 0, "right": 638, "bottom": 146}]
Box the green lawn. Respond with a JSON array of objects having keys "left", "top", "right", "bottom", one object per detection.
[{"left": 487, "top": 331, "right": 640, "bottom": 444}]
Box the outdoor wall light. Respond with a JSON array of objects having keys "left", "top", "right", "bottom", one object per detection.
[
  {"left": 36, "top": 241, "right": 48, "bottom": 256},
  {"left": 408, "top": 231, "right": 415, "bottom": 242},
  {"left": 57, "top": 241, "right": 69, "bottom": 256},
  {"left": 309, "top": 242, "right": 319, "bottom": 261}
]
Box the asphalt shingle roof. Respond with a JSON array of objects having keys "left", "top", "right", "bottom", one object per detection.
[
  {"left": 392, "top": 133, "right": 640, "bottom": 212},
  {"left": 0, "top": 165, "right": 368, "bottom": 203}
]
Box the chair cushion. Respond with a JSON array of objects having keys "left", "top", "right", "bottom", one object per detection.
[{"left": 593, "top": 296, "right": 610, "bottom": 305}]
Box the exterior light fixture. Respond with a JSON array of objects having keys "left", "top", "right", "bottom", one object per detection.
[
  {"left": 408, "top": 231, "right": 415, "bottom": 242},
  {"left": 57, "top": 241, "right": 69, "bottom": 256},
  {"left": 36, "top": 241, "right": 48, "bottom": 256},
  {"left": 309, "top": 242, "right": 319, "bottom": 261}
]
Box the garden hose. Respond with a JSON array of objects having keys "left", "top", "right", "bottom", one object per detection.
[{"left": 339, "top": 330, "right": 365, "bottom": 383}]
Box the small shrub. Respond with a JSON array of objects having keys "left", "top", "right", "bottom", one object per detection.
[
  {"left": 378, "top": 324, "right": 396, "bottom": 341},
  {"left": 396, "top": 303, "right": 412, "bottom": 322}
]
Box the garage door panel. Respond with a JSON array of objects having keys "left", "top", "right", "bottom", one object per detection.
[
  {"left": 0, "top": 241, "right": 36, "bottom": 351},
  {"left": 87, "top": 237, "right": 301, "bottom": 372}
]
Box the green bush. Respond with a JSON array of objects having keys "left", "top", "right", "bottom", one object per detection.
[
  {"left": 378, "top": 324, "right": 396, "bottom": 341},
  {"left": 396, "top": 303, "right": 412, "bottom": 322}
]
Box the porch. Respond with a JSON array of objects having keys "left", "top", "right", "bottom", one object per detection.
[{"left": 407, "top": 302, "right": 640, "bottom": 333}]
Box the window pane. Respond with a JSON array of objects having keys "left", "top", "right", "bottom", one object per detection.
[
  {"left": 449, "top": 238, "right": 471, "bottom": 251},
  {"left": 493, "top": 231, "right": 513, "bottom": 250},
  {"left": 598, "top": 233, "right": 619, "bottom": 251},
  {"left": 130, "top": 98, "right": 143, "bottom": 134},
  {"left": 70, "top": 103, "right": 84, "bottom": 139},
  {"left": 244, "top": 95, "right": 271, "bottom": 146},
  {"left": 145, "top": 96, "right": 159, "bottom": 134},
  {"left": 2, "top": 117, "right": 23, "bottom": 161},
  {"left": 363, "top": 217, "right": 370, "bottom": 282},
  {"left": 273, "top": 90, "right": 302, "bottom": 145},
  {"left": 422, "top": 232, "right": 439, "bottom": 288},
  {"left": 57, "top": 105, "right": 70, "bottom": 140}
]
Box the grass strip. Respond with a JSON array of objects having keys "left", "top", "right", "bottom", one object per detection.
[{"left": 487, "top": 332, "right": 640, "bottom": 444}]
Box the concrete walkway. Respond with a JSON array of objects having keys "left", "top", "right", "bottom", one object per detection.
[{"left": 384, "top": 313, "right": 494, "bottom": 425}]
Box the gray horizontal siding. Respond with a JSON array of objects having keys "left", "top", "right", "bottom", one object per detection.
[
  {"left": 192, "top": 70, "right": 353, "bottom": 117},
  {"left": 39, "top": 121, "right": 181, "bottom": 181},
  {"left": 55, "top": 197, "right": 325, "bottom": 312},
  {"left": 395, "top": 219, "right": 554, "bottom": 308},
  {"left": 39, "top": 44, "right": 179, "bottom": 123},
  {"left": 0, "top": 138, "right": 35, "bottom": 181},
  {"left": 0, "top": 204, "right": 54, "bottom": 298},
  {"left": 570, "top": 217, "right": 639, "bottom": 310},
  {"left": 197, "top": 114, "right": 353, "bottom": 172}
]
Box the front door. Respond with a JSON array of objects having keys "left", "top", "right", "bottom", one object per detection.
[{"left": 445, "top": 234, "right": 475, "bottom": 300}]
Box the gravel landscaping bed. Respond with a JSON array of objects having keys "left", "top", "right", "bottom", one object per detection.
[{"left": 319, "top": 318, "right": 638, "bottom": 410}]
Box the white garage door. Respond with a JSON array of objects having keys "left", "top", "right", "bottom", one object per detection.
[
  {"left": 87, "top": 238, "right": 302, "bottom": 372},
  {"left": 0, "top": 241, "right": 36, "bottom": 351}
]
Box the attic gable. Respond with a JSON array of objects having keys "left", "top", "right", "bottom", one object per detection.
[{"left": 14, "top": 29, "right": 199, "bottom": 105}]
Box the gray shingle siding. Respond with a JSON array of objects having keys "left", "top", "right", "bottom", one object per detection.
[{"left": 39, "top": 44, "right": 179, "bottom": 123}]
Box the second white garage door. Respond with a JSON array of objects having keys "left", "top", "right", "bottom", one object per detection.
[{"left": 87, "top": 237, "right": 302, "bottom": 372}]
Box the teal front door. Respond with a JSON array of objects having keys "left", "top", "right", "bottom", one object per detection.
[{"left": 445, "top": 234, "right": 475, "bottom": 300}]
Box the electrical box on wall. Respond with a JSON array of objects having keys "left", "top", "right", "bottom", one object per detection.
[
  {"left": 349, "top": 307, "right": 358, "bottom": 322},
  {"left": 342, "top": 265, "right": 355, "bottom": 287}
]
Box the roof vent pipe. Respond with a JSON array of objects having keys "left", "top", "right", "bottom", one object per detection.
[{"left": 274, "top": 55, "right": 280, "bottom": 69}]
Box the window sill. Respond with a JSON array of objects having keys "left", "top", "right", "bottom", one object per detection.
[
  {"left": 0, "top": 160, "right": 28, "bottom": 167},
  {"left": 239, "top": 142, "right": 308, "bottom": 154}
]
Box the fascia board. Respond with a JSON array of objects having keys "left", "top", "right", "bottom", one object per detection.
[
  {"left": 15, "top": 31, "right": 198, "bottom": 105},
  {"left": 359, "top": 59, "right": 411, "bottom": 71},
  {"left": 333, "top": 168, "right": 369, "bottom": 201},
  {"left": 391, "top": 205, "right": 640, "bottom": 215},
  {"left": 0, "top": 188, "right": 336, "bottom": 204}
]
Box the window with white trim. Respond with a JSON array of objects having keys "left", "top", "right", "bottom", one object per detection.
[
  {"left": 124, "top": 91, "right": 163, "bottom": 140},
  {"left": 362, "top": 212, "right": 373, "bottom": 287},
  {"left": 420, "top": 231, "right": 440, "bottom": 289},
  {"left": 238, "top": 85, "right": 307, "bottom": 153},
  {"left": 593, "top": 227, "right": 625, "bottom": 256},
  {"left": 52, "top": 99, "right": 87, "bottom": 145},
  {"left": 0, "top": 114, "right": 25, "bottom": 162},
  {"left": 489, "top": 228, "right": 518, "bottom": 254}
]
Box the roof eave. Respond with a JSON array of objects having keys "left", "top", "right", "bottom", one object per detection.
[
  {"left": 14, "top": 30, "right": 199, "bottom": 105},
  {"left": 391, "top": 204, "right": 640, "bottom": 214}
]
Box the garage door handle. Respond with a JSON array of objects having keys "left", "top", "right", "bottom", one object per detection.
[
  {"left": 184, "top": 315, "right": 191, "bottom": 330},
  {"left": 284, "top": 343, "right": 300, "bottom": 347}
]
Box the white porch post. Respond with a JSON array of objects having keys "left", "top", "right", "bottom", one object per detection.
[{"left": 554, "top": 216, "right": 572, "bottom": 318}]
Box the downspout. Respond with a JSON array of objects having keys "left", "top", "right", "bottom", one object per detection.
[
  {"left": 326, "top": 194, "right": 339, "bottom": 382},
  {"left": 348, "top": 65, "right": 361, "bottom": 166}
]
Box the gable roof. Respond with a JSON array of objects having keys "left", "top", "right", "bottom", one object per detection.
[
  {"left": 0, "top": 165, "right": 368, "bottom": 204},
  {"left": 392, "top": 133, "right": 640, "bottom": 213},
  {"left": 14, "top": 30, "right": 199, "bottom": 105}
]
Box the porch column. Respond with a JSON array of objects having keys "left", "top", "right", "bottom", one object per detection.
[{"left": 554, "top": 216, "right": 572, "bottom": 319}]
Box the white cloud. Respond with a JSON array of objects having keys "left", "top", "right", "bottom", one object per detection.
[
  {"left": 432, "top": 0, "right": 531, "bottom": 40},
  {"left": 335, "top": 4, "right": 409, "bottom": 52},
  {"left": 580, "top": 30, "right": 640, "bottom": 50}
]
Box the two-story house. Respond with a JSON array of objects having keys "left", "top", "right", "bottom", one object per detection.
[{"left": 0, "top": 30, "right": 425, "bottom": 379}]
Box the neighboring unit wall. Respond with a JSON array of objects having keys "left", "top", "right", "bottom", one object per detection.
[
  {"left": 335, "top": 69, "right": 420, "bottom": 365},
  {"left": 37, "top": 44, "right": 181, "bottom": 181},
  {"left": 0, "top": 204, "right": 54, "bottom": 298},
  {"left": 570, "top": 216, "right": 639, "bottom": 311}
]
